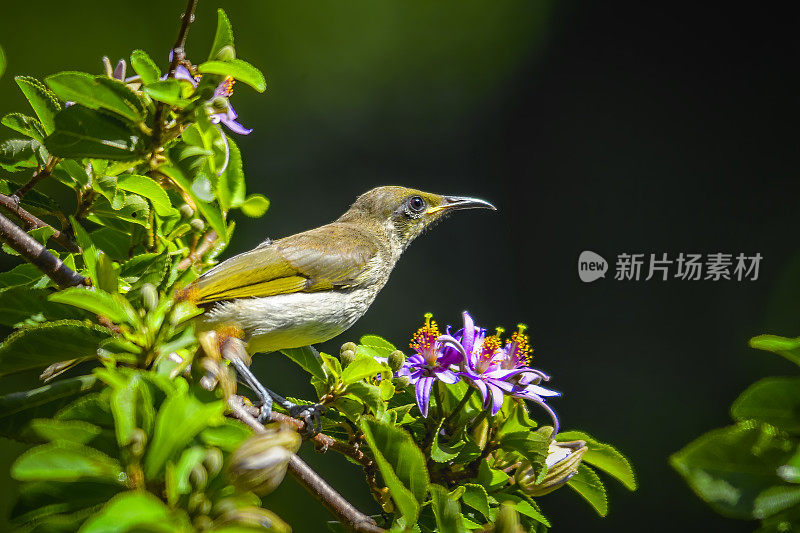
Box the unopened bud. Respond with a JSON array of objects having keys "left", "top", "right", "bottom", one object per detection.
[
  {"left": 215, "top": 45, "right": 236, "bottom": 61},
  {"left": 190, "top": 218, "right": 205, "bottom": 232},
  {"left": 228, "top": 424, "right": 301, "bottom": 496},
  {"left": 214, "top": 507, "right": 288, "bottom": 532},
  {"left": 340, "top": 342, "right": 357, "bottom": 356},
  {"left": 129, "top": 428, "right": 147, "bottom": 457},
  {"left": 388, "top": 350, "right": 406, "bottom": 372},
  {"left": 188, "top": 492, "right": 212, "bottom": 515},
  {"left": 189, "top": 463, "right": 208, "bottom": 490},
  {"left": 494, "top": 502, "right": 523, "bottom": 533},
  {"left": 179, "top": 204, "right": 194, "bottom": 218},
  {"left": 340, "top": 349, "right": 355, "bottom": 367},
  {"left": 141, "top": 283, "right": 158, "bottom": 311},
  {"left": 204, "top": 447, "right": 224, "bottom": 478},
  {"left": 394, "top": 374, "right": 411, "bottom": 388},
  {"left": 516, "top": 440, "right": 587, "bottom": 496}
]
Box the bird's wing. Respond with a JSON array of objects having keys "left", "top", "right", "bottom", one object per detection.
[{"left": 185, "top": 223, "right": 380, "bottom": 304}]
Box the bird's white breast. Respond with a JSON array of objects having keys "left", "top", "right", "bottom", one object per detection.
[{"left": 201, "top": 285, "right": 383, "bottom": 354}]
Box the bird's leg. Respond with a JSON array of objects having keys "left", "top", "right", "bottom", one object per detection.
[{"left": 222, "top": 339, "right": 323, "bottom": 435}]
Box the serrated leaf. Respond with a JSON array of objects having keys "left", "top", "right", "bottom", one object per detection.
[
  {"left": 198, "top": 59, "right": 266, "bottom": 92},
  {"left": 556, "top": 430, "right": 636, "bottom": 490},
  {"left": 461, "top": 483, "right": 490, "bottom": 520},
  {"left": 79, "top": 491, "right": 175, "bottom": 533},
  {"left": 670, "top": 422, "right": 794, "bottom": 519},
  {"left": 0, "top": 320, "right": 110, "bottom": 376},
  {"left": 59, "top": 159, "right": 91, "bottom": 186},
  {"left": 130, "top": 49, "right": 161, "bottom": 85},
  {"left": 281, "top": 346, "right": 327, "bottom": 381},
  {"left": 359, "top": 335, "right": 397, "bottom": 358},
  {"left": 0, "top": 286, "right": 91, "bottom": 327},
  {"left": 2, "top": 112, "right": 46, "bottom": 141},
  {"left": 240, "top": 193, "right": 270, "bottom": 218},
  {"left": 431, "top": 419, "right": 464, "bottom": 463},
  {"left": 0, "top": 138, "right": 40, "bottom": 171},
  {"left": 731, "top": 377, "right": 800, "bottom": 433},
  {"left": 46, "top": 72, "right": 143, "bottom": 122},
  {"left": 45, "top": 104, "right": 144, "bottom": 160},
  {"left": 49, "top": 287, "right": 138, "bottom": 326},
  {"left": 88, "top": 193, "right": 150, "bottom": 227},
  {"left": 0, "top": 262, "right": 48, "bottom": 289},
  {"left": 360, "top": 417, "right": 429, "bottom": 524},
  {"left": 12, "top": 441, "right": 124, "bottom": 483},
  {"left": 567, "top": 463, "right": 608, "bottom": 516},
  {"left": 344, "top": 381, "right": 382, "bottom": 414},
  {"left": 117, "top": 174, "right": 178, "bottom": 217},
  {"left": 429, "top": 484, "right": 465, "bottom": 533},
  {"left": 500, "top": 429, "right": 551, "bottom": 476},
  {"left": 16, "top": 76, "right": 61, "bottom": 133},
  {"left": 217, "top": 134, "right": 245, "bottom": 210},
  {"left": 209, "top": 9, "right": 235, "bottom": 60}
]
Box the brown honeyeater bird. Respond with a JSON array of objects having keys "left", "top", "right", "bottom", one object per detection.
[{"left": 181, "top": 185, "right": 495, "bottom": 422}]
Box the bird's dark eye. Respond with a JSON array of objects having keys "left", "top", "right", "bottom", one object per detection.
[{"left": 408, "top": 195, "right": 426, "bottom": 214}]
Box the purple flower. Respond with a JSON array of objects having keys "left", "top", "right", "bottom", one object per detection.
[
  {"left": 446, "top": 312, "right": 561, "bottom": 431},
  {"left": 173, "top": 65, "right": 252, "bottom": 136},
  {"left": 396, "top": 314, "right": 461, "bottom": 417}
]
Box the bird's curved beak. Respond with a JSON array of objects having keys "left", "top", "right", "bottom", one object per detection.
[{"left": 427, "top": 195, "right": 497, "bottom": 215}]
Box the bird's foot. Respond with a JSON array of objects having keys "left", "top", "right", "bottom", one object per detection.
[{"left": 286, "top": 402, "right": 324, "bottom": 437}]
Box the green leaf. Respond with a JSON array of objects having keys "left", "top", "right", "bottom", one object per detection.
[
  {"left": 477, "top": 461, "right": 509, "bottom": 492},
  {"left": 0, "top": 138, "right": 40, "bottom": 171},
  {"left": 567, "top": 463, "right": 608, "bottom": 517},
  {"left": 431, "top": 420, "right": 464, "bottom": 463},
  {"left": 79, "top": 491, "right": 175, "bottom": 533},
  {"left": 108, "top": 372, "right": 155, "bottom": 446},
  {"left": 0, "top": 262, "right": 48, "bottom": 289},
  {"left": 12, "top": 442, "right": 124, "bottom": 483},
  {"left": 344, "top": 381, "right": 382, "bottom": 414},
  {"left": 240, "top": 193, "right": 270, "bottom": 218},
  {"left": 0, "top": 45, "right": 5, "bottom": 79},
  {"left": 2, "top": 112, "right": 46, "bottom": 141},
  {"left": 159, "top": 164, "right": 227, "bottom": 240},
  {"left": 143, "top": 79, "right": 196, "bottom": 108},
  {"left": 16, "top": 76, "right": 61, "bottom": 134},
  {"left": 88, "top": 194, "right": 150, "bottom": 228},
  {"left": 49, "top": 287, "right": 138, "bottom": 326},
  {"left": 9, "top": 480, "right": 123, "bottom": 527},
  {"left": 59, "top": 159, "right": 91, "bottom": 186},
  {"left": 200, "top": 419, "right": 251, "bottom": 452},
  {"left": 0, "top": 287, "right": 92, "bottom": 327},
  {"left": 731, "top": 377, "right": 800, "bottom": 433},
  {"left": 556, "top": 430, "right": 637, "bottom": 490},
  {"left": 45, "top": 105, "right": 144, "bottom": 160},
  {"left": 217, "top": 135, "right": 245, "bottom": 210},
  {"left": 198, "top": 59, "right": 266, "bottom": 92},
  {"left": 281, "top": 346, "right": 327, "bottom": 381},
  {"left": 359, "top": 335, "right": 397, "bottom": 358},
  {"left": 500, "top": 428, "right": 551, "bottom": 475},
  {"left": 28, "top": 418, "right": 102, "bottom": 445},
  {"left": 429, "top": 484, "right": 465, "bottom": 533},
  {"left": 117, "top": 174, "right": 178, "bottom": 217},
  {"left": 95, "top": 252, "right": 118, "bottom": 294},
  {"left": 90, "top": 227, "right": 129, "bottom": 262},
  {"left": 461, "top": 483, "right": 490, "bottom": 520},
  {"left": 56, "top": 392, "right": 114, "bottom": 428},
  {"left": 670, "top": 422, "right": 794, "bottom": 518},
  {"left": 130, "top": 50, "right": 161, "bottom": 85},
  {"left": 0, "top": 375, "right": 100, "bottom": 439},
  {"left": 46, "top": 72, "right": 143, "bottom": 122},
  {"left": 0, "top": 320, "right": 110, "bottom": 376},
  {"left": 341, "top": 354, "right": 386, "bottom": 385},
  {"left": 501, "top": 495, "right": 551, "bottom": 527},
  {"left": 750, "top": 335, "right": 800, "bottom": 366},
  {"left": 209, "top": 9, "right": 235, "bottom": 60},
  {"left": 144, "top": 388, "right": 225, "bottom": 479},
  {"left": 360, "top": 417, "right": 429, "bottom": 524}
]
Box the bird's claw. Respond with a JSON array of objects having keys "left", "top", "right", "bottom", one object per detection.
[{"left": 287, "top": 403, "right": 324, "bottom": 437}]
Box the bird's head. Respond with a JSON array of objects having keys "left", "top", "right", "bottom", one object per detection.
[{"left": 338, "top": 186, "right": 496, "bottom": 249}]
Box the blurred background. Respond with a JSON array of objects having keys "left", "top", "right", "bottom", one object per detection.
[{"left": 1, "top": 1, "right": 798, "bottom": 531}]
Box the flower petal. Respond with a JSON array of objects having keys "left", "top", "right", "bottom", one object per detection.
[
  {"left": 461, "top": 311, "right": 475, "bottom": 356},
  {"left": 416, "top": 376, "right": 435, "bottom": 418},
  {"left": 486, "top": 382, "right": 505, "bottom": 415},
  {"left": 436, "top": 369, "right": 460, "bottom": 384}
]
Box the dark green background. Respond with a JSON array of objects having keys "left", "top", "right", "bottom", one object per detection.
[{"left": 1, "top": 1, "right": 798, "bottom": 531}]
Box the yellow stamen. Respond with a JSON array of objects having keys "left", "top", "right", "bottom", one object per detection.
[
  {"left": 410, "top": 313, "right": 440, "bottom": 353},
  {"left": 507, "top": 324, "right": 532, "bottom": 365}
]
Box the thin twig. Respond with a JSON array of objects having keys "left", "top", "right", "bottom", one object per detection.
[
  {"left": 13, "top": 156, "right": 59, "bottom": 200},
  {"left": 177, "top": 229, "right": 217, "bottom": 270},
  {"left": 151, "top": 0, "right": 199, "bottom": 151},
  {"left": 0, "top": 193, "right": 80, "bottom": 253},
  {"left": 0, "top": 212, "right": 86, "bottom": 288},
  {"left": 227, "top": 397, "right": 385, "bottom": 533}
]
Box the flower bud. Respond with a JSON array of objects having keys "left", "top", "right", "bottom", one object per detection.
[
  {"left": 214, "top": 507, "right": 289, "bottom": 532},
  {"left": 388, "top": 350, "right": 406, "bottom": 372},
  {"left": 204, "top": 447, "right": 224, "bottom": 478},
  {"left": 340, "top": 349, "right": 355, "bottom": 367},
  {"left": 215, "top": 45, "right": 236, "bottom": 61},
  {"left": 516, "top": 439, "right": 587, "bottom": 496},
  {"left": 394, "top": 374, "right": 411, "bottom": 388},
  {"left": 210, "top": 96, "right": 229, "bottom": 113},
  {"left": 494, "top": 502, "right": 523, "bottom": 533},
  {"left": 340, "top": 342, "right": 357, "bottom": 356},
  {"left": 228, "top": 424, "right": 301, "bottom": 496},
  {"left": 141, "top": 283, "right": 158, "bottom": 311},
  {"left": 179, "top": 204, "right": 194, "bottom": 218},
  {"left": 190, "top": 218, "right": 205, "bottom": 232}
]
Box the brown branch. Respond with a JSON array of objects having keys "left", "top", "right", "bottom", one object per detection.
[
  {"left": 227, "top": 397, "right": 385, "bottom": 533},
  {"left": 13, "top": 156, "right": 59, "bottom": 200},
  {"left": 0, "top": 211, "right": 86, "bottom": 288},
  {"left": 177, "top": 229, "right": 217, "bottom": 270},
  {"left": 0, "top": 193, "right": 80, "bottom": 253}
]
